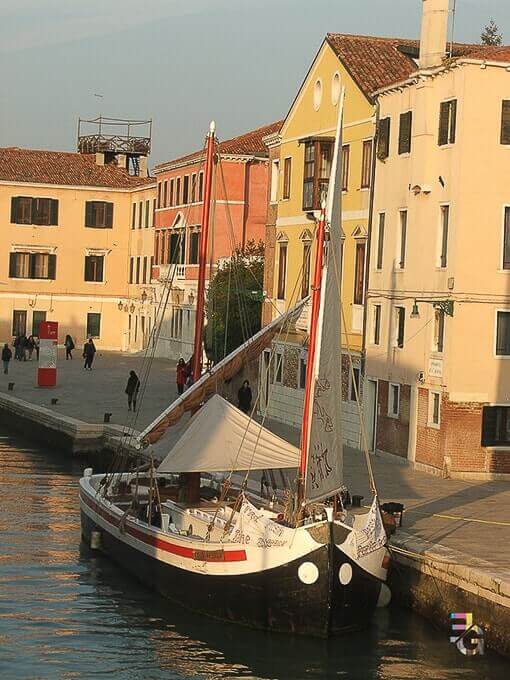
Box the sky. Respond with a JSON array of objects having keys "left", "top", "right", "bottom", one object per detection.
[{"left": 0, "top": 0, "right": 508, "bottom": 167}]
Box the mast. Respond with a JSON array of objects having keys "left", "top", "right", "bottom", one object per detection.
[
  {"left": 296, "top": 205, "right": 326, "bottom": 510},
  {"left": 192, "top": 121, "right": 216, "bottom": 382}
]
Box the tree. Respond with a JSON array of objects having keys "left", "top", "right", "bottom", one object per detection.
[
  {"left": 481, "top": 18, "right": 503, "bottom": 46},
  {"left": 205, "top": 240, "right": 265, "bottom": 365}
]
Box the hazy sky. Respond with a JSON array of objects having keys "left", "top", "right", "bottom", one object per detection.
[{"left": 0, "top": 0, "right": 508, "bottom": 167}]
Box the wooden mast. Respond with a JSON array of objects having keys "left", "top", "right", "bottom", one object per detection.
[
  {"left": 296, "top": 204, "right": 327, "bottom": 513},
  {"left": 192, "top": 121, "right": 216, "bottom": 381}
]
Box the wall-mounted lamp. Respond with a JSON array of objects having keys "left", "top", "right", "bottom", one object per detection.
[
  {"left": 410, "top": 299, "right": 454, "bottom": 320},
  {"left": 141, "top": 290, "right": 147, "bottom": 304},
  {"left": 129, "top": 303, "right": 135, "bottom": 314},
  {"left": 118, "top": 300, "right": 124, "bottom": 311},
  {"left": 410, "top": 300, "right": 420, "bottom": 319}
]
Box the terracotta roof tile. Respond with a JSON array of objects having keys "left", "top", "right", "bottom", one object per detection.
[
  {"left": 460, "top": 44, "right": 510, "bottom": 63},
  {"left": 325, "top": 33, "right": 496, "bottom": 98},
  {"left": 155, "top": 120, "right": 283, "bottom": 172},
  {"left": 0, "top": 147, "right": 154, "bottom": 189}
]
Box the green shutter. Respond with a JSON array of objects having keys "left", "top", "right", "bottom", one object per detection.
[
  {"left": 85, "top": 202, "right": 94, "bottom": 227},
  {"left": 97, "top": 256, "right": 104, "bottom": 281},
  {"left": 106, "top": 202, "right": 114, "bottom": 228},
  {"left": 48, "top": 254, "right": 57, "bottom": 280},
  {"left": 449, "top": 100, "right": 457, "bottom": 144},
  {"left": 377, "top": 117, "right": 390, "bottom": 160},
  {"left": 84, "top": 256, "right": 92, "bottom": 281},
  {"left": 501, "top": 101, "right": 510, "bottom": 145},
  {"left": 9, "top": 252, "right": 17, "bottom": 278},
  {"left": 438, "top": 102, "right": 449, "bottom": 145},
  {"left": 398, "top": 111, "right": 412, "bottom": 155},
  {"left": 50, "top": 199, "right": 59, "bottom": 225},
  {"left": 11, "top": 197, "right": 20, "bottom": 224},
  {"left": 481, "top": 407, "right": 497, "bottom": 446}
]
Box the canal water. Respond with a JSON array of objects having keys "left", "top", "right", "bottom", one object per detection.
[{"left": 0, "top": 434, "right": 508, "bottom": 680}]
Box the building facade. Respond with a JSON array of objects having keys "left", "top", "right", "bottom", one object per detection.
[
  {"left": 153, "top": 122, "right": 279, "bottom": 360},
  {"left": 365, "top": 0, "right": 510, "bottom": 477},
  {"left": 0, "top": 147, "right": 155, "bottom": 350}
]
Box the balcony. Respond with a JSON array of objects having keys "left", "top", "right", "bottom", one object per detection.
[{"left": 157, "top": 263, "right": 186, "bottom": 281}]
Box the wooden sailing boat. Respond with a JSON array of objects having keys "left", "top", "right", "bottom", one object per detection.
[{"left": 80, "top": 100, "right": 389, "bottom": 637}]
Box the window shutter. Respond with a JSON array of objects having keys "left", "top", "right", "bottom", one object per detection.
[
  {"left": 501, "top": 101, "right": 510, "bottom": 145},
  {"left": 48, "top": 254, "right": 57, "bottom": 280},
  {"left": 398, "top": 111, "right": 412, "bottom": 155},
  {"left": 481, "top": 407, "right": 497, "bottom": 446},
  {"left": 377, "top": 117, "right": 390, "bottom": 160},
  {"left": 85, "top": 202, "right": 94, "bottom": 227},
  {"left": 11, "top": 197, "right": 20, "bottom": 224},
  {"left": 438, "top": 102, "right": 449, "bottom": 145},
  {"left": 84, "top": 256, "right": 92, "bottom": 281},
  {"left": 9, "top": 252, "right": 17, "bottom": 278},
  {"left": 97, "top": 256, "right": 104, "bottom": 281},
  {"left": 50, "top": 199, "right": 59, "bottom": 225},
  {"left": 449, "top": 100, "right": 457, "bottom": 144},
  {"left": 106, "top": 203, "right": 114, "bottom": 228}
]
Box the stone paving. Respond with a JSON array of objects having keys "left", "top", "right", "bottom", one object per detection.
[{"left": 1, "top": 349, "right": 509, "bottom": 572}]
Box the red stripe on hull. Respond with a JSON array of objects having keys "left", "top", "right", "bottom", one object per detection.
[{"left": 80, "top": 490, "right": 246, "bottom": 563}]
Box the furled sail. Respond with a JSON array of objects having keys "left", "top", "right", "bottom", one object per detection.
[
  {"left": 139, "top": 297, "right": 308, "bottom": 445},
  {"left": 304, "top": 92, "right": 345, "bottom": 504}
]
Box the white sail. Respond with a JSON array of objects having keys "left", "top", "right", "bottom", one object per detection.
[{"left": 304, "top": 91, "right": 345, "bottom": 503}]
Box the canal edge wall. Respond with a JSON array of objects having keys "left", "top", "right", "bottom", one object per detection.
[{"left": 389, "top": 531, "right": 510, "bottom": 657}]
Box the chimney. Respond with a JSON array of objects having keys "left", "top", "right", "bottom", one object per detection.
[
  {"left": 138, "top": 156, "right": 148, "bottom": 178},
  {"left": 418, "top": 0, "right": 450, "bottom": 69},
  {"left": 95, "top": 152, "right": 105, "bottom": 166},
  {"left": 116, "top": 153, "right": 127, "bottom": 169}
]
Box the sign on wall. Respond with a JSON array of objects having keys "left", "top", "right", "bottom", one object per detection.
[{"left": 428, "top": 357, "right": 443, "bottom": 378}]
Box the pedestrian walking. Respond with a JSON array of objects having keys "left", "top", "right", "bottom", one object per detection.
[
  {"left": 13, "top": 335, "right": 22, "bottom": 361},
  {"left": 65, "top": 334, "right": 75, "bottom": 360},
  {"left": 176, "top": 358, "right": 186, "bottom": 395},
  {"left": 27, "top": 335, "right": 35, "bottom": 360},
  {"left": 2, "top": 343, "right": 12, "bottom": 374},
  {"left": 82, "top": 338, "right": 96, "bottom": 370},
  {"left": 125, "top": 370, "right": 141, "bottom": 411},
  {"left": 237, "top": 380, "right": 252, "bottom": 414}
]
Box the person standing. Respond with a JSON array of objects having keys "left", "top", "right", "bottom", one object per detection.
[
  {"left": 125, "top": 370, "right": 141, "bottom": 411},
  {"left": 34, "top": 336, "right": 40, "bottom": 361},
  {"left": 2, "top": 344, "right": 12, "bottom": 374},
  {"left": 21, "top": 334, "right": 29, "bottom": 361},
  {"left": 65, "top": 334, "right": 75, "bottom": 360},
  {"left": 237, "top": 380, "right": 253, "bottom": 414},
  {"left": 13, "top": 335, "right": 21, "bottom": 361},
  {"left": 176, "top": 358, "right": 186, "bottom": 395},
  {"left": 82, "top": 338, "right": 96, "bottom": 370}
]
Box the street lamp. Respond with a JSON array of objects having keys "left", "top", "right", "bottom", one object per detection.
[
  {"left": 118, "top": 300, "right": 123, "bottom": 311},
  {"left": 141, "top": 290, "right": 147, "bottom": 304}
]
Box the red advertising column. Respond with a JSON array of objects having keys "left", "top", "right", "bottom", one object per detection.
[{"left": 38, "top": 321, "right": 58, "bottom": 387}]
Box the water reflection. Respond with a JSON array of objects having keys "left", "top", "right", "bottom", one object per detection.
[{"left": 0, "top": 435, "right": 507, "bottom": 679}]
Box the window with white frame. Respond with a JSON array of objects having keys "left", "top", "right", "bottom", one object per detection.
[
  {"left": 395, "top": 306, "right": 405, "bottom": 349},
  {"left": 496, "top": 311, "right": 510, "bottom": 356},
  {"left": 503, "top": 207, "right": 510, "bottom": 270},
  {"left": 388, "top": 382, "right": 400, "bottom": 418},
  {"left": 428, "top": 391, "right": 441, "bottom": 427}
]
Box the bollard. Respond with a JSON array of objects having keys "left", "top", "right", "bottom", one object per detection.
[
  {"left": 7, "top": 382, "right": 14, "bottom": 391},
  {"left": 104, "top": 412, "right": 112, "bottom": 423}
]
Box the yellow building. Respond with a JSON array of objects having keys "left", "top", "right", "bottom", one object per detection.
[
  {"left": 262, "top": 33, "right": 423, "bottom": 444},
  {"left": 0, "top": 146, "right": 155, "bottom": 351}
]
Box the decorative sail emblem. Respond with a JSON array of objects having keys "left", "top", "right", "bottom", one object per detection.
[{"left": 304, "top": 90, "right": 345, "bottom": 504}]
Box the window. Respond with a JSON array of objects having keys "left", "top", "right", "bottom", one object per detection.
[
  {"left": 131, "top": 203, "right": 136, "bottom": 229},
  {"left": 439, "top": 205, "right": 449, "bottom": 268},
  {"left": 398, "top": 210, "right": 407, "bottom": 269},
  {"left": 198, "top": 172, "right": 204, "bottom": 201},
  {"left": 169, "top": 179, "right": 175, "bottom": 207},
  {"left": 86, "top": 313, "right": 101, "bottom": 338},
  {"left": 438, "top": 100, "right": 457, "bottom": 146},
  {"left": 9, "top": 252, "right": 56, "bottom": 280},
  {"left": 145, "top": 200, "right": 150, "bottom": 228},
  {"left": 270, "top": 159, "right": 279, "bottom": 203},
  {"left": 277, "top": 242, "right": 288, "bottom": 300},
  {"left": 361, "top": 140, "right": 372, "bottom": 188},
  {"left": 373, "top": 305, "right": 381, "bottom": 345},
  {"left": 163, "top": 181, "right": 168, "bottom": 207},
  {"left": 301, "top": 240, "right": 311, "bottom": 299},
  {"left": 136, "top": 257, "right": 141, "bottom": 284},
  {"left": 152, "top": 199, "right": 156, "bottom": 227},
  {"left": 503, "top": 207, "right": 510, "bottom": 269},
  {"left": 299, "top": 356, "right": 307, "bottom": 389},
  {"left": 85, "top": 201, "right": 113, "bottom": 229},
  {"left": 157, "top": 182, "right": 162, "bottom": 208},
  {"left": 377, "top": 117, "right": 390, "bottom": 160},
  {"left": 169, "top": 230, "right": 186, "bottom": 264},
  {"left": 171, "top": 307, "right": 183, "bottom": 338},
  {"left": 176, "top": 177, "right": 181, "bottom": 205},
  {"left": 395, "top": 306, "right": 405, "bottom": 348},
  {"left": 302, "top": 139, "right": 333, "bottom": 211},
  {"left": 341, "top": 144, "right": 350, "bottom": 192},
  {"left": 12, "top": 310, "right": 27, "bottom": 336},
  {"left": 143, "top": 256, "right": 148, "bottom": 284},
  {"left": 376, "top": 213, "right": 385, "bottom": 269},
  {"left": 428, "top": 391, "right": 441, "bottom": 427},
  {"left": 388, "top": 382, "right": 400, "bottom": 417},
  {"left": 191, "top": 174, "right": 197, "bottom": 203},
  {"left": 501, "top": 100, "right": 510, "bottom": 145},
  {"left": 496, "top": 311, "right": 510, "bottom": 355},
  {"left": 11, "top": 197, "right": 58, "bottom": 225},
  {"left": 32, "top": 311, "right": 46, "bottom": 337},
  {"left": 183, "top": 175, "right": 189, "bottom": 204},
  {"left": 353, "top": 242, "right": 366, "bottom": 305},
  {"left": 84, "top": 255, "right": 104, "bottom": 282},
  {"left": 283, "top": 157, "right": 291, "bottom": 200},
  {"left": 482, "top": 406, "right": 510, "bottom": 446},
  {"left": 129, "top": 257, "right": 134, "bottom": 283},
  {"left": 398, "top": 111, "right": 412, "bottom": 155},
  {"left": 349, "top": 367, "right": 360, "bottom": 401},
  {"left": 275, "top": 351, "right": 283, "bottom": 384},
  {"left": 433, "top": 308, "right": 445, "bottom": 353},
  {"left": 189, "top": 231, "right": 200, "bottom": 265}
]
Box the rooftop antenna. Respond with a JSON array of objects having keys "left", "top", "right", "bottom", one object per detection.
[{"left": 449, "top": 0, "right": 457, "bottom": 58}]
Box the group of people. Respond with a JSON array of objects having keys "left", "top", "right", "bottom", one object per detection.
[
  {"left": 12, "top": 334, "right": 39, "bottom": 362},
  {"left": 1, "top": 333, "right": 98, "bottom": 375}
]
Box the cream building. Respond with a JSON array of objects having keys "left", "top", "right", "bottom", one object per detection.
[
  {"left": 0, "top": 145, "right": 155, "bottom": 351},
  {"left": 365, "top": 0, "right": 510, "bottom": 477}
]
